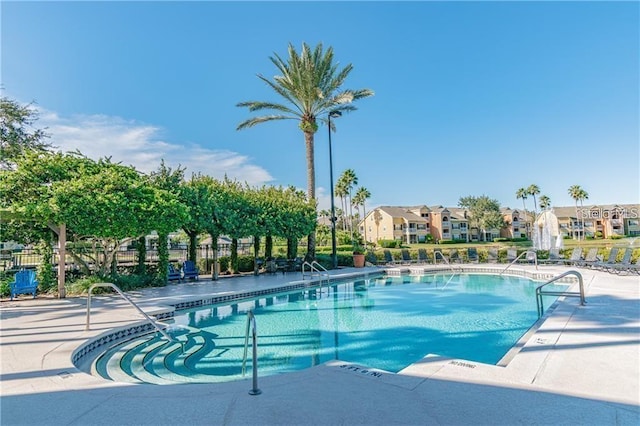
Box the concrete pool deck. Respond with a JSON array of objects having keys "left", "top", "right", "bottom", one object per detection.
[{"left": 1, "top": 264, "right": 639, "bottom": 425}]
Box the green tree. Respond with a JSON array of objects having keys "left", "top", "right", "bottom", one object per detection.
[
  {"left": 236, "top": 42, "right": 373, "bottom": 260},
  {"left": 352, "top": 186, "right": 371, "bottom": 246},
  {"left": 458, "top": 195, "right": 505, "bottom": 242},
  {"left": 0, "top": 96, "right": 52, "bottom": 170},
  {"left": 149, "top": 161, "right": 189, "bottom": 283}
]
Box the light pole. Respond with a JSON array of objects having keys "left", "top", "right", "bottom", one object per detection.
[{"left": 328, "top": 110, "right": 342, "bottom": 269}]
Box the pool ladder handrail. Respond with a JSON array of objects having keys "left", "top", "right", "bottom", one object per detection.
[
  {"left": 535, "top": 270, "right": 586, "bottom": 318},
  {"left": 242, "top": 310, "right": 261, "bottom": 395},
  {"left": 433, "top": 251, "right": 462, "bottom": 273},
  {"left": 302, "top": 261, "right": 330, "bottom": 282},
  {"left": 85, "top": 282, "right": 178, "bottom": 346},
  {"left": 500, "top": 250, "right": 538, "bottom": 275}
]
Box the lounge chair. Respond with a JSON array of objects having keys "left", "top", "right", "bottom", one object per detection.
[
  {"left": 541, "top": 248, "right": 563, "bottom": 264},
  {"left": 577, "top": 248, "right": 599, "bottom": 268},
  {"left": 417, "top": 249, "right": 432, "bottom": 264},
  {"left": 449, "top": 249, "right": 461, "bottom": 263},
  {"left": 168, "top": 264, "right": 182, "bottom": 282},
  {"left": 487, "top": 248, "right": 499, "bottom": 263},
  {"left": 382, "top": 250, "right": 397, "bottom": 265},
  {"left": 400, "top": 249, "right": 413, "bottom": 265},
  {"left": 466, "top": 248, "right": 479, "bottom": 263},
  {"left": 10, "top": 269, "right": 38, "bottom": 300},
  {"left": 592, "top": 248, "right": 619, "bottom": 271},
  {"left": 562, "top": 247, "right": 583, "bottom": 266},
  {"left": 182, "top": 260, "right": 200, "bottom": 280},
  {"left": 506, "top": 249, "right": 518, "bottom": 263},
  {"left": 627, "top": 257, "right": 640, "bottom": 275},
  {"left": 605, "top": 248, "right": 633, "bottom": 274}
]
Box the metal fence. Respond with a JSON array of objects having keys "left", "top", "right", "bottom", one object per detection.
[{"left": 0, "top": 243, "right": 255, "bottom": 273}]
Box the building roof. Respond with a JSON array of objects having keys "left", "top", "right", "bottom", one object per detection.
[{"left": 375, "top": 206, "right": 428, "bottom": 223}]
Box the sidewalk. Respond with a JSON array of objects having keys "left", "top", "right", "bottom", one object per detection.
[{"left": 1, "top": 265, "right": 639, "bottom": 425}]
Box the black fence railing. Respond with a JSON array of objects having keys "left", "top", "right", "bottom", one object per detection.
[{"left": 0, "top": 243, "right": 256, "bottom": 273}]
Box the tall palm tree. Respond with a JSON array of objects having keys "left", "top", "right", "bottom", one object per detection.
[
  {"left": 334, "top": 178, "right": 349, "bottom": 232},
  {"left": 353, "top": 186, "right": 371, "bottom": 245},
  {"left": 568, "top": 185, "right": 582, "bottom": 240},
  {"left": 236, "top": 42, "right": 374, "bottom": 260},
  {"left": 527, "top": 184, "right": 540, "bottom": 217},
  {"left": 339, "top": 169, "right": 358, "bottom": 237},
  {"left": 539, "top": 195, "right": 551, "bottom": 211},
  {"left": 578, "top": 188, "right": 589, "bottom": 239},
  {"left": 516, "top": 187, "right": 529, "bottom": 237}
]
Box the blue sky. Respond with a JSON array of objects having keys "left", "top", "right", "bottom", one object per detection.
[{"left": 2, "top": 1, "right": 638, "bottom": 211}]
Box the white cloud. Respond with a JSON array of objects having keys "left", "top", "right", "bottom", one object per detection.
[{"left": 38, "top": 109, "right": 274, "bottom": 185}]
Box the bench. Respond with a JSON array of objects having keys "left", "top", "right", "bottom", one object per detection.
[{"left": 10, "top": 269, "right": 38, "bottom": 300}]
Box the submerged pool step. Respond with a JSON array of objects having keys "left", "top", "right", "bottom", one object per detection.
[
  {"left": 156, "top": 333, "right": 223, "bottom": 383},
  {"left": 101, "top": 336, "right": 159, "bottom": 384}
]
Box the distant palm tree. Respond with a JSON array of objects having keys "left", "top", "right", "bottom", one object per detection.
[
  {"left": 516, "top": 187, "right": 529, "bottom": 236},
  {"left": 340, "top": 169, "right": 358, "bottom": 238},
  {"left": 527, "top": 184, "right": 540, "bottom": 217},
  {"left": 236, "top": 42, "right": 373, "bottom": 259},
  {"left": 539, "top": 195, "right": 551, "bottom": 210},
  {"left": 334, "top": 178, "right": 349, "bottom": 232},
  {"left": 353, "top": 186, "right": 371, "bottom": 245},
  {"left": 578, "top": 188, "right": 589, "bottom": 239},
  {"left": 568, "top": 185, "right": 584, "bottom": 240}
]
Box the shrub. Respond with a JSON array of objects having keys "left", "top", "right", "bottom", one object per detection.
[
  {"left": 379, "top": 239, "right": 399, "bottom": 248},
  {"left": 610, "top": 235, "right": 623, "bottom": 240},
  {"left": 493, "top": 237, "right": 509, "bottom": 243},
  {"left": 0, "top": 276, "right": 11, "bottom": 298}
]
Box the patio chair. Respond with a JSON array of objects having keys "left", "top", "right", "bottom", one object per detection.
[
  {"left": 168, "top": 264, "right": 182, "bottom": 282},
  {"left": 487, "top": 248, "right": 499, "bottom": 263},
  {"left": 182, "top": 260, "right": 200, "bottom": 280},
  {"left": 541, "top": 248, "right": 562, "bottom": 264},
  {"left": 10, "top": 269, "right": 38, "bottom": 300},
  {"left": 576, "top": 248, "right": 599, "bottom": 268},
  {"left": 400, "top": 249, "right": 413, "bottom": 265},
  {"left": 382, "top": 250, "right": 397, "bottom": 265},
  {"left": 561, "top": 247, "right": 583, "bottom": 266},
  {"left": 417, "top": 249, "right": 432, "bottom": 264},
  {"left": 605, "top": 248, "right": 633, "bottom": 274},
  {"left": 592, "top": 248, "right": 619, "bottom": 271},
  {"left": 466, "top": 248, "right": 479, "bottom": 263}
]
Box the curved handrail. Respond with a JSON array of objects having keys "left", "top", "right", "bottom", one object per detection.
[
  {"left": 535, "top": 270, "right": 586, "bottom": 317},
  {"left": 302, "top": 261, "right": 330, "bottom": 280},
  {"left": 500, "top": 250, "right": 538, "bottom": 275},
  {"left": 434, "top": 251, "right": 461, "bottom": 273},
  {"left": 85, "top": 282, "right": 176, "bottom": 344},
  {"left": 242, "top": 310, "right": 261, "bottom": 395}
]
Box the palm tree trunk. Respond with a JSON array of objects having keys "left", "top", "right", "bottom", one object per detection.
[{"left": 304, "top": 130, "right": 316, "bottom": 261}]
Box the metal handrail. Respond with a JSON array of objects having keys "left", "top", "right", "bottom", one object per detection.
[
  {"left": 536, "top": 270, "right": 586, "bottom": 317},
  {"left": 500, "top": 250, "right": 538, "bottom": 275},
  {"left": 85, "top": 282, "right": 176, "bottom": 344},
  {"left": 433, "top": 251, "right": 461, "bottom": 273},
  {"left": 242, "top": 310, "right": 261, "bottom": 395},
  {"left": 302, "top": 261, "right": 330, "bottom": 280}
]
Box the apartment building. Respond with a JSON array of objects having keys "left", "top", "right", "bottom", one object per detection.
[
  {"left": 357, "top": 203, "right": 638, "bottom": 245},
  {"left": 552, "top": 204, "right": 640, "bottom": 239},
  {"left": 359, "top": 206, "right": 430, "bottom": 244},
  {"left": 501, "top": 208, "right": 531, "bottom": 239}
]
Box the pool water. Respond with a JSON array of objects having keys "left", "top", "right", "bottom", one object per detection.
[{"left": 94, "top": 273, "right": 565, "bottom": 384}]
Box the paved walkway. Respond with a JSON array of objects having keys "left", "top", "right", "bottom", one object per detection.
[{"left": 1, "top": 265, "right": 639, "bottom": 425}]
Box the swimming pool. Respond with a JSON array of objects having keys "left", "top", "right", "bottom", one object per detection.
[{"left": 93, "top": 273, "right": 565, "bottom": 384}]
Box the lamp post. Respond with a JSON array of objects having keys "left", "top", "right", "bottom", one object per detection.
[{"left": 328, "top": 110, "right": 342, "bottom": 269}]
